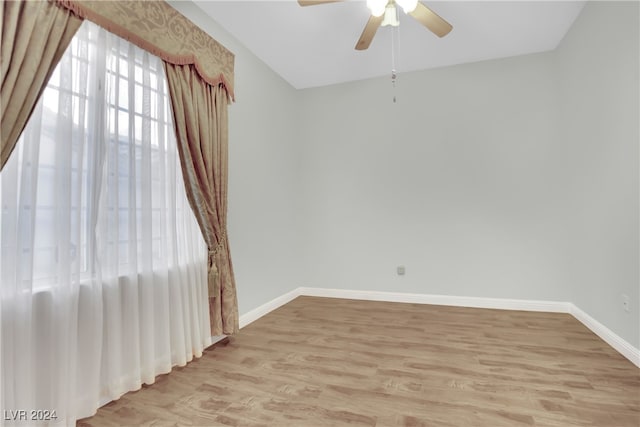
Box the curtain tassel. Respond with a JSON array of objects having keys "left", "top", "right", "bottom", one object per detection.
[
  {"left": 207, "top": 251, "right": 219, "bottom": 296},
  {"left": 207, "top": 232, "right": 227, "bottom": 296}
]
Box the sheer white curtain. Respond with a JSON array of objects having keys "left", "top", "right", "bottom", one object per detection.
[{"left": 0, "top": 21, "right": 211, "bottom": 426}]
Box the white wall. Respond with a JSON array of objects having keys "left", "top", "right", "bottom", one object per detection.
[
  {"left": 555, "top": 1, "right": 639, "bottom": 348},
  {"left": 168, "top": 1, "right": 303, "bottom": 315},
  {"left": 299, "top": 52, "right": 571, "bottom": 302}
]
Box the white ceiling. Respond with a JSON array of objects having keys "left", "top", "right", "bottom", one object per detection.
[{"left": 192, "top": 0, "right": 585, "bottom": 89}]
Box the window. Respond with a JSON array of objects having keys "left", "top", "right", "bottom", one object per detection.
[{"left": 1, "top": 20, "right": 205, "bottom": 290}]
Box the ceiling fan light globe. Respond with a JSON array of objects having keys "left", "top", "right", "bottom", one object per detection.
[
  {"left": 366, "top": 0, "right": 387, "bottom": 17},
  {"left": 396, "top": 0, "right": 418, "bottom": 13}
]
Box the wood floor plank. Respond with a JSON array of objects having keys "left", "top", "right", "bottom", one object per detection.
[{"left": 78, "top": 296, "right": 639, "bottom": 426}]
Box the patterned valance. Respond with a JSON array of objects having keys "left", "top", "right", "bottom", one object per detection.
[{"left": 53, "top": 0, "right": 235, "bottom": 100}]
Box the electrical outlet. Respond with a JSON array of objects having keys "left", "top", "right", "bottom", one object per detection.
[
  {"left": 622, "top": 294, "right": 630, "bottom": 313},
  {"left": 397, "top": 266, "right": 405, "bottom": 276}
]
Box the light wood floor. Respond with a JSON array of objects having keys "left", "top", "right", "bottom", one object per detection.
[{"left": 78, "top": 296, "right": 639, "bottom": 426}]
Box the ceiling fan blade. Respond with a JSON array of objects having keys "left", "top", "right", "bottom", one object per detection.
[
  {"left": 408, "top": 2, "right": 452, "bottom": 38},
  {"left": 297, "top": 0, "right": 342, "bottom": 6},
  {"left": 355, "top": 15, "right": 384, "bottom": 50}
]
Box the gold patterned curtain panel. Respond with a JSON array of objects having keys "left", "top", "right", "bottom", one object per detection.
[
  {"left": 164, "top": 63, "right": 239, "bottom": 335},
  {"left": 0, "top": 0, "right": 82, "bottom": 170}
]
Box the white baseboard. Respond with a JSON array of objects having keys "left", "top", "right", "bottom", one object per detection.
[
  {"left": 210, "top": 335, "right": 227, "bottom": 345},
  {"left": 569, "top": 303, "right": 640, "bottom": 367},
  {"left": 239, "top": 288, "right": 301, "bottom": 329},
  {"left": 209, "top": 289, "right": 302, "bottom": 345},
  {"left": 297, "top": 287, "right": 571, "bottom": 313},
  {"left": 235, "top": 286, "right": 639, "bottom": 368}
]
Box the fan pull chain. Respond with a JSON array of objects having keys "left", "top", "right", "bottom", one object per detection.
[
  {"left": 391, "top": 69, "right": 397, "bottom": 103},
  {"left": 391, "top": 14, "right": 399, "bottom": 103}
]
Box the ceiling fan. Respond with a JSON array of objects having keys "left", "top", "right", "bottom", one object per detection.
[{"left": 298, "top": 0, "right": 453, "bottom": 50}]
